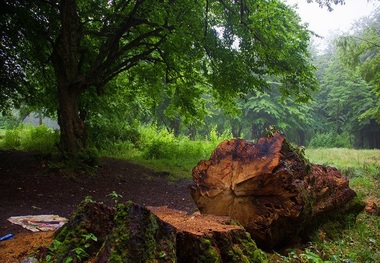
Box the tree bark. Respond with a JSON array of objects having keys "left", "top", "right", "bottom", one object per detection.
[
  {"left": 298, "top": 129, "right": 305, "bottom": 145},
  {"left": 52, "top": 0, "right": 87, "bottom": 155},
  {"left": 57, "top": 84, "right": 86, "bottom": 155},
  {"left": 230, "top": 119, "right": 242, "bottom": 138}
]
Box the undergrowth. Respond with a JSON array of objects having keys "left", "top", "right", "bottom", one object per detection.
[
  {"left": 308, "top": 132, "right": 352, "bottom": 148},
  {"left": 96, "top": 124, "right": 232, "bottom": 179},
  {"left": 0, "top": 124, "right": 59, "bottom": 154}
]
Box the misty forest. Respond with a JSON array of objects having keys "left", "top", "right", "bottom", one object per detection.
[{"left": 1, "top": 0, "right": 380, "bottom": 262}]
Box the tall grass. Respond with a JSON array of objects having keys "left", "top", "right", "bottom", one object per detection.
[
  {"left": 0, "top": 124, "right": 59, "bottom": 154},
  {"left": 306, "top": 148, "right": 380, "bottom": 169},
  {"left": 98, "top": 125, "right": 232, "bottom": 179}
]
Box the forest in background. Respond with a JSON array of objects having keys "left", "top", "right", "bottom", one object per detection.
[
  {"left": 1, "top": 0, "right": 379, "bottom": 156},
  {"left": 3, "top": 3, "right": 380, "bottom": 151}
]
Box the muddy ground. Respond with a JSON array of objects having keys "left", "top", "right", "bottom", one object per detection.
[{"left": 0, "top": 150, "right": 198, "bottom": 262}]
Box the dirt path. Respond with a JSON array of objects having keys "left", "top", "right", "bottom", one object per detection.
[{"left": 0, "top": 150, "right": 198, "bottom": 261}]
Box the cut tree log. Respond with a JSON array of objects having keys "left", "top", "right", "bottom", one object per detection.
[
  {"left": 190, "top": 133, "right": 364, "bottom": 249},
  {"left": 47, "top": 201, "right": 267, "bottom": 262},
  {"left": 150, "top": 206, "right": 267, "bottom": 262}
]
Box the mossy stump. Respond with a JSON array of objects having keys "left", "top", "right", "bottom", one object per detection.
[{"left": 47, "top": 201, "right": 267, "bottom": 262}]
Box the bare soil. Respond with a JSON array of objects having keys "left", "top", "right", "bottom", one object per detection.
[{"left": 0, "top": 150, "right": 198, "bottom": 262}]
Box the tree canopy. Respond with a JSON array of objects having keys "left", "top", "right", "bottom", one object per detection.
[
  {"left": 0, "top": 0, "right": 318, "bottom": 156},
  {"left": 337, "top": 8, "right": 380, "bottom": 123}
]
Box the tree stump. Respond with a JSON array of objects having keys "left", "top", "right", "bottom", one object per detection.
[
  {"left": 190, "top": 133, "right": 363, "bottom": 249},
  {"left": 48, "top": 201, "right": 267, "bottom": 262}
]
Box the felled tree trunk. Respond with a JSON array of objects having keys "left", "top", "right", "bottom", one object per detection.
[
  {"left": 190, "top": 133, "right": 363, "bottom": 249},
  {"left": 48, "top": 201, "right": 267, "bottom": 262}
]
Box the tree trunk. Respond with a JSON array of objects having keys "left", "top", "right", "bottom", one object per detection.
[
  {"left": 52, "top": 0, "right": 86, "bottom": 156},
  {"left": 190, "top": 133, "right": 363, "bottom": 249},
  {"left": 48, "top": 201, "right": 267, "bottom": 262},
  {"left": 188, "top": 124, "right": 196, "bottom": 140},
  {"left": 230, "top": 119, "right": 242, "bottom": 138},
  {"left": 169, "top": 117, "right": 181, "bottom": 136},
  {"left": 57, "top": 84, "right": 86, "bottom": 155},
  {"left": 298, "top": 129, "right": 305, "bottom": 145}
]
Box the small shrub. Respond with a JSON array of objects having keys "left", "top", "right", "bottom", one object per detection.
[
  {"left": 20, "top": 125, "right": 59, "bottom": 153},
  {"left": 87, "top": 120, "right": 140, "bottom": 149},
  {"left": 2, "top": 128, "right": 21, "bottom": 149},
  {"left": 0, "top": 113, "right": 20, "bottom": 129},
  {"left": 138, "top": 124, "right": 231, "bottom": 162},
  {"left": 139, "top": 126, "right": 175, "bottom": 159}
]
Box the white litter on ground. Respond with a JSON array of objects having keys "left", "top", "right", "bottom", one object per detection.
[{"left": 8, "top": 215, "right": 68, "bottom": 232}]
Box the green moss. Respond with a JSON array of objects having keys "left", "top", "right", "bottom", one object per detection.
[
  {"left": 192, "top": 231, "right": 268, "bottom": 263},
  {"left": 221, "top": 231, "right": 267, "bottom": 263},
  {"left": 303, "top": 195, "right": 366, "bottom": 244},
  {"left": 142, "top": 212, "right": 176, "bottom": 262},
  {"left": 347, "top": 196, "right": 366, "bottom": 215},
  {"left": 108, "top": 252, "right": 124, "bottom": 262},
  {"left": 198, "top": 238, "right": 222, "bottom": 263},
  {"left": 142, "top": 213, "right": 160, "bottom": 258},
  {"left": 47, "top": 200, "right": 116, "bottom": 262},
  {"left": 49, "top": 223, "right": 94, "bottom": 262},
  {"left": 236, "top": 232, "right": 268, "bottom": 263},
  {"left": 108, "top": 204, "right": 131, "bottom": 260},
  {"left": 228, "top": 244, "right": 248, "bottom": 262},
  {"left": 319, "top": 221, "right": 344, "bottom": 240},
  {"left": 107, "top": 202, "right": 176, "bottom": 262}
]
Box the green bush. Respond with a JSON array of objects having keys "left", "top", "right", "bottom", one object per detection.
[
  {"left": 308, "top": 132, "right": 352, "bottom": 148},
  {"left": 21, "top": 125, "right": 59, "bottom": 153},
  {"left": 0, "top": 125, "right": 58, "bottom": 153},
  {"left": 139, "top": 126, "right": 176, "bottom": 159},
  {"left": 92, "top": 123, "right": 232, "bottom": 178},
  {"left": 2, "top": 128, "right": 21, "bottom": 149},
  {"left": 0, "top": 113, "right": 21, "bottom": 129},
  {"left": 87, "top": 119, "right": 140, "bottom": 149},
  {"left": 138, "top": 125, "right": 230, "bottom": 161}
]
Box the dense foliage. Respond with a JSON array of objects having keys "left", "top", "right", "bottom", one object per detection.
[{"left": 310, "top": 50, "right": 379, "bottom": 148}]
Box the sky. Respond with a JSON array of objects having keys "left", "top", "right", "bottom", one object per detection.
[{"left": 285, "top": 0, "right": 380, "bottom": 49}]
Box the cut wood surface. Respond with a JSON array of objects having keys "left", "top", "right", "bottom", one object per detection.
[
  {"left": 190, "top": 133, "right": 361, "bottom": 248},
  {"left": 148, "top": 206, "right": 241, "bottom": 235}
]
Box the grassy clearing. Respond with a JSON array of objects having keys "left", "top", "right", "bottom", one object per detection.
[{"left": 306, "top": 148, "right": 380, "bottom": 169}]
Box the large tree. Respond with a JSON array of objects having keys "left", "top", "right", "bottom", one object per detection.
[
  {"left": 337, "top": 7, "right": 380, "bottom": 121},
  {"left": 1, "top": 0, "right": 317, "bottom": 157}
]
